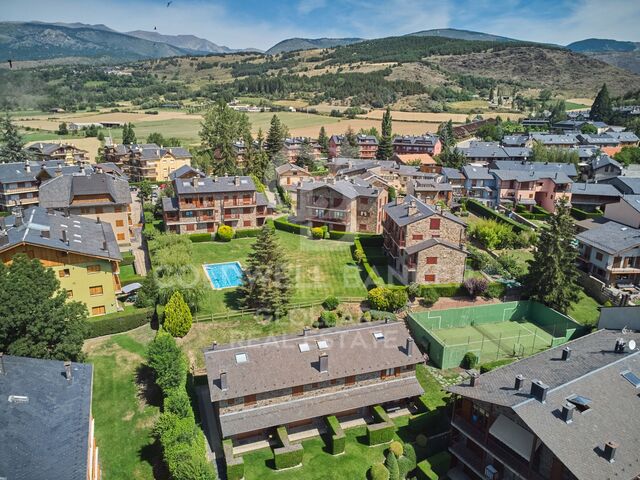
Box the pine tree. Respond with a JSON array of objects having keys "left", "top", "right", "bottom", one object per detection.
[
  {"left": 524, "top": 199, "right": 580, "bottom": 313},
  {"left": 385, "top": 451, "right": 400, "bottom": 480},
  {"left": 122, "top": 123, "right": 137, "bottom": 144},
  {"left": 377, "top": 107, "right": 393, "bottom": 160},
  {"left": 266, "top": 114, "right": 287, "bottom": 161},
  {"left": 295, "top": 138, "right": 315, "bottom": 169},
  {"left": 0, "top": 113, "right": 30, "bottom": 163},
  {"left": 318, "top": 126, "right": 329, "bottom": 156},
  {"left": 163, "top": 291, "right": 193, "bottom": 338},
  {"left": 237, "top": 224, "right": 291, "bottom": 319},
  {"left": 591, "top": 84, "right": 612, "bottom": 122},
  {"left": 340, "top": 126, "right": 360, "bottom": 158},
  {"left": 437, "top": 120, "right": 455, "bottom": 150}
]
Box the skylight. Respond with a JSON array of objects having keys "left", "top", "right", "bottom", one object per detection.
[
  {"left": 621, "top": 370, "right": 640, "bottom": 388},
  {"left": 317, "top": 340, "right": 328, "bottom": 350},
  {"left": 235, "top": 353, "right": 248, "bottom": 364},
  {"left": 567, "top": 394, "right": 592, "bottom": 412},
  {"left": 298, "top": 343, "right": 310, "bottom": 352},
  {"left": 373, "top": 332, "right": 385, "bottom": 340}
]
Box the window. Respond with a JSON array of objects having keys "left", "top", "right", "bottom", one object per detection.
[
  {"left": 244, "top": 394, "right": 256, "bottom": 406},
  {"left": 373, "top": 332, "right": 385, "bottom": 340},
  {"left": 424, "top": 274, "right": 436, "bottom": 282},
  {"left": 595, "top": 252, "right": 603, "bottom": 261},
  {"left": 115, "top": 219, "right": 124, "bottom": 227},
  {"left": 359, "top": 223, "right": 367, "bottom": 231},
  {"left": 566, "top": 394, "right": 592, "bottom": 412},
  {"left": 430, "top": 218, "right": 440, "bottom": 230},
  {"left": 92, "top": 306, "right": 106, "bottom": 316},
  {"left": 235, "top": 353, "right": 248, "bottom": 364},
  {"left": 292, "top": 385, "right": 303, "bottom": 396},
  {"left": 412, "top": 234, "right": 424, "bottom": 241},
  {"left": 87, "top": 264, "right": 101, "bottom": 274},
  {"left": 59, "top": 268, "right": 70, "bottom": 278},
  {"left": 117, "top": 233, "right": 125, "bottom": 241},
  {"left": 67, "top": 290, "right": 73, "bottom": 298},
  {"left": 621, "top": 370, "right": 640, "bottom": 388},
  {"left": 243, "top": 220, "right": 251, "bottom": 227},
  {"left": 426, "top": 257, "right": 438, "bottom": 265},
  {"left": 89, "top": 285, "right": 104, "bottom": 296},
  {"left": 298, "top": 343, "right": 310, "bottom": 352},
  {"left": 95, "top": 207, "right": 103, "bottom": 214}
]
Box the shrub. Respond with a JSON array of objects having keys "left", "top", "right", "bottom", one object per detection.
[
  {"left": 329, "top": 230, "right": 356, "bottom": 241},
  {"left": 416, "top": 434, "right": 428, "bottom": 448},
  {"left": 369, "top": 463, "right": 390, "bottom": 480},
  {"left": 323, "top": 295, "right": 339, "bottom": 310},
  {"left": 164, "top": 388, "right": 191, "bottom": 418},
  {"left": 216, "top": 225, "right": 234, "bottom": 242},
  {"left": 273, "top": 216, "right": 310, "bottom": 236},
  {"left": 416, "top": 461, "right": 438, "bottom": 480},
  {"left": 361, "top": 310, "right": 372, "bottom": 322},
  {"left": 389, "top": 441, "right": 404, "bottom": 458},
  {"left": 326, "top": 416, "right": 346, "bottom": 455},
  {"left": 385, "top": 451, "right": 400, "bottom": 480},
  {"left": 421, "top": 288, "right": 440, "bottom": 307},
  {"left": 318, "top": 310, "right": 337, "bottom": 328},
  {"left": 480, "top": 358, "right": 515, "bottom": 373},
  {"left": 369, "top": 310, "right": 397, "bottom": 322},
  {"left": 419, "top": 283, "right": 466, "bottom": 297},
  {"left": 163, "top": 291, "right": 193, "bottom": 337},
  {"left": 406, "top": 282, "right": 420, "bottom": 299},
  {"left": 468, "top": 218, "right": 516, "bottom": 250},
  {"left": 188, "top": 233, "right": 212, "bottom": 243},
  {"left": 147, "top": 330, "right": 187, "bottom": 391},
  {"left": 353, "top": 248, "right": 365, "bottom": 263},
  {"left": 463, "top": 277, "right": 488, "bottom": 297},
  {"left": 462, "top": 351, "right": 479, "bottom": 369},
  {"left": 311, "top": 227, "right": 324, "bottom": 239},
  {"left": 274, "top": 446, "right": 303, "bottom": 470},
  {"left": 368, "top": 287, "right": 408, "bottom": 312},
  {"left": 497, "top": 253, "right": 527, "bottom": 280},
  {"left": 398, "top": 456, "right": 414, "bottom": 479},
  {"left": 368, "top": 287, "right": 390, "bottom": 311},
  {"left": 86, "top": 307, "right": 153, "bottom": 338},
  {"left": 403, "top": 443, "right": 416, "bottom": 466},
  {"left": 235, "top": 228, "right": 261, "bottom": 238},
  {"left": 465, "top": 199, "right": 529, "bottom": 233},
  {"left": 485, "top": 282, "right": 507, "bottom": 299}
]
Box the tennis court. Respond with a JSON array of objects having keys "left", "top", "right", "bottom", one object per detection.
[{"left": 407, "top": 301, "right": 586, "bottom": 369}]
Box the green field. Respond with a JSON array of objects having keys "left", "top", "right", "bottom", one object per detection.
[
  {"left": 565, "top": 101, "right": 590, "bottom": 110},
  {"left": 568, "top": 290, "right": 601, "bottom": 326},
  {"left": 192, "top": 231, "right": 368, "bottom": 316}
]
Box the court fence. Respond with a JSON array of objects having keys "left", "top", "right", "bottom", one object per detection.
[{"left": 407, "top": 300, "right": 587, "bottom": 369}]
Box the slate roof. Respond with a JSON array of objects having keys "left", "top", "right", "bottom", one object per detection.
[
  {"left": 577, "top": 133, "right": 621, "bottom": 146},
  {"left": 330, "top": 134, "right": 378, "bottom": 145},
  {"left": 39, "top": 173, "right": 132, "bottom": 208},
  {"left": 608, "top": 131, "right": 640, "bottom": 143},
  {"left": 275, "top": 163, "right": 309, "bottom": 175},
  {"left": 489, "top": 160, "right": 578, "bottom": 177},
  {"left": 392, "top": 135, "right": 440, "bottom": 147},
  {"left": 0, "top": 160, "right": 99, "bottom": 185},
  {"left": 411, "top": 179, "right": 453, "bottom": 192},
  {"left": 606, "top": 176, "right": 640, "bottom": 195},
  {"left": 462, "top": 165, "right": 493, "bottom": 180},
  {"left": 26, "top": 142, "right": 88, "bottom": 156},
  {"left": 162, "top": 196, "right": 179, "bottom": 212},
  {"left": 620, "top": 195, "right": 640, "bottom": 213},
  {"left": 169, "top": 164, "right": 205, "bottom": 180},
  {"left": 384, "top": 195, "right": 466, "bottom": 227},
  {"left": 591, "top": 155, "right": 622, "bottom": 171},
  {"left": 492, "top": 169, "right": 572, "bottom": 184},
  {"left": 175, "top": 175, "right": 256, "bottom": 195},
  {"left": 204, "top": 321, "right": 423, "bottom": 402},
  {"left": 531, "top": 133, "right": 579, "bottom": 145},
  {"left": 576, "top": 220, "right": 640, "bottom": 254},
  {"left": 0, "top": 355, "right": 93, "bottom": 480},
  {"left": 441, "top": 167, "right": 465, "bottom": 181},
  {"left": 570, "top": 183, "right": 621, "bottom": 197},
  {"left": 0, "top": 207, "right": 121, "bottom": 261},
  {"left": 501, "top": 135, "right": 530, "bottom": 147},
  {"left": 298, "top": 178, "right": 380, "bottom": 199}
]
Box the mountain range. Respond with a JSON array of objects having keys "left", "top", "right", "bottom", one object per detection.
[
  {"left": 565, "top": 38, "right": 640, "bottom": 74},
  {"left": 125, "top": 30, "right": 235, "bottom": 54}
]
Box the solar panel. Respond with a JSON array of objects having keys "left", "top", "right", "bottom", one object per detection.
[{"left": 622, "top": 370, "right": 640, "bottom": 388}]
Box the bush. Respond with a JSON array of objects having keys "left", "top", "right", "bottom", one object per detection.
[
  {"left": 406, "top": 282, "right": 420, "bottom": 299},
  {"left": 326, "top": 416, "right": 345, "bottom": 455},
  {"left": 311, "top": 227, "right": 324, "bottom": 239},
  {"left": 398, "top": 455, "right": 415, "bottom": 479},
  {"left": 419, "top": 283, "right": 466, "bottom": 297},
  {"left": 421, "top": 288, "right": 440, "bottom": 307},
  {"left": 188, "top": 233, "right": 212, "bottom": 243},
  {"left": 485, "top": 282, "right": 507, "bottom": 299},
  {"left": 163, "top": 291, "right": 193, "bottom": 337},
  {"left": 368, "top": 287, "right": 408, "bottom": 312},
  {"left": 121, "top": 251, "right": 135, "bottom": 266},
  {"left": 216, "top": 225, "right": 234, "bottom": 242},
  {"left": 323, "top": 295, "right": 340, "bottom": 310},
  {"left": 274, "top": 446, "right": 303, "bottom": 470},
  {"left": 416, "top": 461, "right": 438, "bottom": 480},
  {"left": 86, "top": 307, "right": 153, "bottom": 338},
  {"left": 465, "top": 199, "right": 529, "bottom": 233},
  {"left": 368, "top": 287, "right": 390, "bottom": 311},
  {"left": 480, "top": 358, "right": 515, "bottom": 373},
  {"left": 385, "top": 451, "right": 400, "bottom": 480},
  {"left": 497, "top": 253, "right": 528, "bottom": 280},
  {"left": 361, "top": 310, "right": 372, "bottom": 322},
  {"left": 165, "top": 388, "right": 192, "bottom": 418},
  {"left": 403, "top": 443, "right": 416, "bottom": 466},
  {"left": 273, "top": 216, "right": 310, "bottom": 236},
  {"left": 468, "top": 218, "right": 516, "bottom": 250},
  {"left": 369, "top": 463, "right": 390, "bottom": 480},
  {"left": 463, "top": 277, "right": 489, "bottom": 297},
  {"left": 367, "top": 405, "right": 395, "bottom": 445},
  {"left": 328, "top": 230, "right": 356, "bottom": 241},
  {"left": 235, "top": 228, "right": 261, "bottom": 238},
  {"left": 318, "top": 310, "right": 337, "bottom": 328},
  {"left": 389, "top": 441, "right": 404, "bottom": 458},
  {"left": 369, "top": 310, "right": 397, "bottom": 322},
  {"left": 571, "top": 207, "right": 603, "bottom": 220},
  {"left": 462, "top": 351, "right": 478, "bottom": 369},
  {"left": 147, "top": 330, "right": 187, "bottom": 391}
]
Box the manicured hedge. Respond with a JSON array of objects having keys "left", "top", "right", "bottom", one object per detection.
[
  {"left": 466, "top": 199, "right": 530, "bottom": 233},
  {"left": 354, "top": 238, "right": 385, "bottom": 288},
  {"left": 420, "top": 282, "right": 506, "bottom": 299},
  {"left": 367, "top": 405, "right": 396, "bottom": 446},
  {"left": 223, "top": 439, "right": 244, "bottom": 480},
  {"left": 358, "top": 234, "right": 384, "bottom": 247},
  {"left": 87, "top": 307, "right": 154, "bottom": 338},
  {"left": 571, "top": 207, "right": 603, "bottom": 220},
  {"left": 328, "top": 230, "right": 356, "bottom": 241},
  {"left": 273, "top": 426, "right": 304, "bottom": 470},
  {"left": 416, "top": 452, "right": 451, "bottom": 480},
  {"left": 326, "top": 416, "right": 346, "bottom": 455},
  {"left": 188, "top": 233, "right": 212, "bottom": 243},
  {"left": 274, "top": 216, "right": 311, "bottom": 236},
  {"left": 121, "top": 251, "right": 135, "bottom": 266},
  {"left": 235, "top": 228, "right": 262, "bottom": 238},
  {"left": 480, "top": 358, "right": 516, "bottom": 373}
]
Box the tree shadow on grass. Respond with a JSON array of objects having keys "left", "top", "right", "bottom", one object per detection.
[
  {"left": 139, "top": 438, "right": 169, "bottom": 480},
  {"left": 223, "top": 289, "right": 243, "bottom": 310},
  {"left": 136, "top": 364, "right": 163, "bottom": 408}
]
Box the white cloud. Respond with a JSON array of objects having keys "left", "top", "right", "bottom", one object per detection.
[{"left": 297, "top": 0, "right": 327, "bottom": 15}]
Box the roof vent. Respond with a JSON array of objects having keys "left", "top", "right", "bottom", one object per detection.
[
  {"left": 64, "top": 361, "right": 72, "bottom": 383},
  {"left": 531, "top": 379, "right": 549, "bottom": 403},
  {"left": 470, "top": 371, "right": 479, "bottom": 387},
  {"left": 604, "top": 441, "right": 618, "bottom": 463},
  {"left": 8, "top": 395, "right": 29, "bottom": 404},
  {"left": 514, "top": 374, "right": 525, "bottom": 390},
  {"left": 303, "top": 327, "right": 310, "bottom": 337},
  {"left": 561, "top": 347, "right": 571, "bottom": 361},
  {"left": 61, "top": 229, "right": 69, "bottom": 245},
  {"left": 220, "top": 371, "right": 228, "bottom": 391},
  {"left": 406, "top": 338, "right": 414, "bottom": 356},
  {"left": 319, "top": 352, "right": 328, "bottom": 373},
  {"left": 40, "top": 229, "right": 50, "bottom": 239},
  {"left": 561, "top": 403, "right": 575, "bottom": 424}
]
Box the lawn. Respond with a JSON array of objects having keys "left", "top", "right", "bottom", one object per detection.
[
  {"left": 565, "top": 101, "right": 590, "bottom": 110},
  {"left": 120, "top": 264, "right": 144, "bottom": 285},
  {"left": 192, "top": 231, "right": 368, "bottom": 315},
  {"left": 85, "top": 326, "right": 165, "bottom": 480},
  {"left": 568, "top": 290, "right": 601, "bottom": 326}
]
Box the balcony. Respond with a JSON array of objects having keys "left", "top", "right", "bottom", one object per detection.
[
  {"left": 306, "top": 204, "right": 349, "bottom": 213},
  {"left": 179, "top": 202, "right": 216, "bottom": 210},
  {"left": 308, "top": 215, "right": 348, "bottom": 224},
  {"left": 449, "top": 441, "right": 487, "bottom": 478},
  {"left": 3, "top": 186, "right": 38, "bottom": 195},
  {"left": 223, "top": 201, "right": 255, "bottom": 208}
]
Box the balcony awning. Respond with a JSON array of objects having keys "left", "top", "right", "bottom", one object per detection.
[
  {"left": 517, "top": 198, "right": 537, "bottom": 205},
  {"left": 121, "top": 282, "right": 142, "bottom": 295},
  {"left": 489, "top": 414, "right": 535, "bottom": 461}
]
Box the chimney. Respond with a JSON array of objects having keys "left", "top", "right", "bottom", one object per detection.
[
  {"left": 234, "top": 176, "right": 241, "bottom": 186},
  {"left": 102, "top": 241, "right": 107, "bottom": 251},
  {"left": 604, "top": 441, "right": 618, "bottom": 463},
  {"left": 396, "top": 196, "right": 404, "bottom": 206},
  {"left": 24, "top": 160, "right": 31, "bottom": 173},
  {"left": 0, "top": 352, "right": 4, "bottom": 375},
  {"left": 530, "top": 379, "right": 549, "bottom": 403},
  {"left": 470, "top": 372, "right": 479, "bottom": 387},
  {"left": 319, "top": 353, "right": 328, "bottom": 373},
  {"left": 96, "top": 216, "right": 101, "bottom": 224},
  {"left": 62, "top": 229, "right": 68, "bottom": 244},
  {"left": 303, "top": 327, "right": 310, "bottom": 336},
  {"left": 408, "top": 200, "right": 418, "bottom": 216},
  {"left": 55, "top": 165, "right": 63, "bottom": 177},
  {"left": 514, "top": 374, "right": 525, "bottom": 390},
  {"left": 406, "top": 338, "right": 414, "bottom": 356},
  {"left": 615, "top": 338, "right": 626, "bottom": 353},
  {"left": 12, "top": 206, "right": 23, "bottom": 227},
  {"left": 213, "top": 175, "right": 218, "bottom": 182},
  {"left": 220, "top": 371, "right": 228, "bottom": 391},
  {"left": 561, "top": 403, "right": 575, "bottom": 424},
  {"left": 192, "top": 176, "right": 198, "bottom": 187},
  {"left": 40, "top": 229, "right": 50, "bottom": 239},
  {"left": 561, "top": 347, "right": 571, "bottom": 361},
  {"left": 64, "top": 361, "right": 72, "bottom": 383},
  {"left": 211, "top": 341, "right": 217, "bottom": 350}
]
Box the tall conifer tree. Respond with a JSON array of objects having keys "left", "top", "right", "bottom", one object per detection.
[{"left": 377, "top": 107, "right": 393, "bottom": 160}]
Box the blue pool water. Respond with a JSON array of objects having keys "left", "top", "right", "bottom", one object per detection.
[{"left": 203, "top": 262, "right": 244, "bottom": 289}]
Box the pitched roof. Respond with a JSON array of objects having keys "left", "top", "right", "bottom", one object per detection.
[
  {"left": 490, "top": 160, "right": 578, "bottom": 177},
  {"left": 411, "top": 179, "right": 453, "bottom": 192},
  {"left": 275, "top": 163, "right": 310, "bottom": 175},
  {"left": 393, "top": 153, "right": 436, "bottom": 165},
  {"left": 621, "top": 194, "right": 640, "bottom": 213},
  {"left": 531, "top": 133, "right": 579, "bottom": 145},
  {"left": 576, "top": 220, "right": 640, "bottom": 254},
  {"left": 492, "top": 169, "right": 572, "bottom": 184},
  {"left": 441, "top": 167, "right": 465, "bottom": 180},
  {"left": 0, "top": 207, "right": 122, "bottom": 261},
  {"left": 204, "top": 321, "right": 423, "bottom": 402},
  {"left": 298, "top": 178, "right": 381, "bottom": 198},
  {"left": 591, "top": 154, "right": 622, "bottom": 171},
  {"left": 392, "top": 135, "right": 440, "bottom": 147},
  {"left": 168, "top": 164, "right": 205, "bottom": 180},
  {"left": 607, "top": 176, "right": 640, "bottom": 195},
  {"left": 0, "top": 355, "right": 93, "bottom": 480},
  {"left": 384, "top": 195, "right": 465, "bottom": 227},
  {"left": 39, "top": 173, "right": 132, "bottom": 208},
  {"left": 570, "top": 183, "right": 621, "bottom": 197},
  {"left": 175, "top": 175, "right": 256, "bottom": 195},
  {"left": 462, "top": 165, "right": 493, "bottom": 180}
]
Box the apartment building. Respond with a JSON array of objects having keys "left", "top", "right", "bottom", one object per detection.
[
  {"left": 38, "top": 172, "right": 133, "bottom": 247},
  {"left": 295, "top": 177, "right": 388, "bottom": 233},
  {"left": 383, "top": 195, "right": 467, "bottom": 285},
  {"left": 0, "top": 355, "right": 100, "bottom": 480},
  {"left": 447, "top": 329, "right": 640, "bottom": 480},
  {"left": 162, "top": 175, "right": 272, "bottom": 235},
  {"left": 103, "top": 143, "right": 192, "bottom": 181},
  {"left": 282, "top": 137, "right": 322, "bottom": 163},
  {"left": 406, "top": 178, "right": 454, "bottom": 206},
  {"left": 492, "top": 170, "right": 572, "bottom": 212},
  {"left": 570, "top": 183, "right": 621, "bottom": 212},
  {"left": 26, "top": 142, "right": 90, "bottom": 163},
  {"left": 392, "top": 135, "right": 442, "bottom": 156},
  {"left": 0, "top": 207, "right": 122, "bottom": 316},
  {"left": 204, "top": 321, "right": 424, "bottom": 443},
  {"left": 328, "top": 134, "right": 379, "bottom": 159},
  {"left": 275, "top": 163, "right": 312, "bottom": 206}
]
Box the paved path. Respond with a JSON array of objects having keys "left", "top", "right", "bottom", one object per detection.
[
  {"left": 129, "top": 190, "right": 150, "bottom": 276},
  {"left": 196, "top": 385, "right": 227, "bottom": 476}
]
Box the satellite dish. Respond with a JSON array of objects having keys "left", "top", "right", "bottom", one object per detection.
[{"left": 629, "top": 340, "right": 637, "bottom": 351}]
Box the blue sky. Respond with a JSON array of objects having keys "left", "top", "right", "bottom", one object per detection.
[{"left": 3, "top": 0, "right": 640, "bottom": 50}]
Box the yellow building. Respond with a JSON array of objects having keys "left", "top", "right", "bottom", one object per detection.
[
  {"left": 0, "top": 207, "right": 122, "bottom": 316},
  {"left": 104, "top": 143, "right": 192, "bottom": 182}
]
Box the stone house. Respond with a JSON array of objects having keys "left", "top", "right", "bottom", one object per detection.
[
  {"left": 406, "top": 178, "right": 454, "bottom": 206},
  {"left": 203, "top": 321, "right": 424, "bottom": 445},
  {"left": 392, "top": 135, "right": 442, "bottom": 156},
  {"left": 26, "top": 142, "right": 90, "bottom": 163},
  {"left": 275, "top": 163, "right": 312, "bottom": 206},
  {"left": 383, "top": 195, "right": 467, "bottom": 285},
  {"left": 328, "top": 135, "right": 379, "bottom": 159}
]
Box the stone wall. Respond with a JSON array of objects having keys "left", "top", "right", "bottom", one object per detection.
[{"left": 416, "top": 244, "right": 466, "bottom": 284}]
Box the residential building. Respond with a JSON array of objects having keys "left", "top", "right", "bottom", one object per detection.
[
  {"left": 452, "top": 118, "right": 496, "bottom": 139},
  {"left": 163, "top": 175, "right": 273, "bottom": 235},
  {"left": 295, "top": 177, "right": 388, "bottom": 233},
  {"left": 462, "top": 165, "right": 496, "bottom": 205},
  {"left": 570, "top": 183, "right": 621, "bottom": 212},
  {"left": 392, "top": 135, "right": 442, "bottom": 156},
  {"left": 0, "top": 355, "right": 100, "bottom": 480},
  {"left": 577, "top": 133, "right": 622, "bottom": 148},
  {"left": 38, "top": 172, "right": 133, "bottom": 247},
  {"left": 275, "top": 163, "right": 312, "bottom": 206},
  {"left": 26, "top": 142, "right": 90, "bottom": 163},
  {"left": 501, "top": 135, "right": 531, "bottom": 148},
  {"left": 459, "top": 142, "right": 531, "bottom": 163},
  {"left": 406, "top": 178, "right": 454, "bottom": 206},
  {"left": 392, "top": 153, "right": 437, "bottom": 169},
  {"left": 603, "top": 176, "right": 640, "bottom": 195},
  {"left": 530, "top": 133, "right": 579, "bottom": 148},
  {"left": 203, "top": 321, "right": 424, "bottom": 443},
  {"left": 282, "top": 137, "right": 322, "bottom": 163},
  {"left": 603, "top": 195, "right": 640, "bottom": 228},
  {"left": 589, "top": 154, "right": 623, "bottom": 181},
  {"left": 447, "top": 329, "right": 640, "bottom": 480},
  {"left": 607, "top": 130, "right": 640, "bottom": 146},
  {"left": 576, "top": 220, "right": 640, "bottom": 286},
  {"left": 383, "top": 195, "right": 467, "bottom": 285},
  {"left": 441, "top": 167, "right": 466, "bottom": 198},
  {"left": 103, "top": 143, "right": 192, "bottom": 182},
  {"left": 521, "top": 118, "right": 549, "bottom": 129},
  {"left": 489, "top": 161, "right": 579, "bottom": 180},
  {"left": 493, "top": 169, "right": 572, "bottom": 212},
  {"left": 328, "top": 135, "right": 379, "bottom": 159},
  {"left": 0, "top": 207, "right": 122, "bottom": 316}
]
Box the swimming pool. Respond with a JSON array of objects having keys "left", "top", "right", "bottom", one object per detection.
[{"left": 203, "top": 262, "right": 244, "bottom": 289}]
